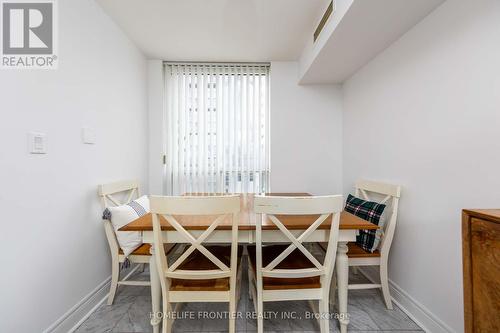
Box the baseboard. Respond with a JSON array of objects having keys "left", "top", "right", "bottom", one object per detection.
[
  {"left": 43, "top": 277, "right": 111, "bottom": 333},
  {"left": 359, "top": 267, "right": 455, "bottom": 333}
]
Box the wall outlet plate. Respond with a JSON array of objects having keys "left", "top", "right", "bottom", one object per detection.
[
  {"left": 82, "top": 127, "right": 96, "bottom": 144},
  {"left": 28, "top": 132, "right": 47, "bottom": 154}
]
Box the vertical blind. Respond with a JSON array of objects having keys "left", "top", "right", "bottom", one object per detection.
[{"left": 165, "top": 63, "right": 270, "bottom": 195}]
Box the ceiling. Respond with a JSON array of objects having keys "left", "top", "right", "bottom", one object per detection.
[
  {"left": 299, "top": 0, "right": 446, "bottom": 84},
  {"left": 95, "top": 0, "right": 330, "bottom": 62}
]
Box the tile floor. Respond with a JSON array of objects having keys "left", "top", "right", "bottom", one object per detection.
[{"left": 76, "top": 257, "right": 423, "bottom": 333}]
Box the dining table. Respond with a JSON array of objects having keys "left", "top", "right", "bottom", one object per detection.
[{"left": 120, "top": 193, "right": 378, "bottom": 333}]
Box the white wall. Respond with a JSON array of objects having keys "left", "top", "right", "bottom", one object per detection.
[
  {"left": 342, "top": 0, "right": 500, "bottom": 331},
  {"left": 0, "top": 0, "right": 148, "bottom": 332},
  {"left": 271, "top": 62, "right": 343, "bottom": 195}
]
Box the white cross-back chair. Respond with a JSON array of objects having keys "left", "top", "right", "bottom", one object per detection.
[
  {"left": 150, "top": 195, "right": 242, "bottom": 333},
  {"left": 98, "top": 180, "right": 175, "bottom": 305},
  {"left": 249, "top": 195, "right": 343, "bottom": 333},
  {"left": 329, "top": 180, "right": 401, "bottom": 310}
]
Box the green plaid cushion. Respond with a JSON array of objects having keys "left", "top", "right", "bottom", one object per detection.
[{"left": 345, "top": 194, "right": 386, "bottom": 253}]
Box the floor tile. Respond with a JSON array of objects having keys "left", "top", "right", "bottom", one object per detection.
[
  {"left": 348, "top": 331, "right": 424, "bottom": 333},
  {"left": 75, "top": 301, "right": 133, "bottom": 333},
  {"left": 343, "top": 303, "right": 380, "bottom": 331},
  {"left": 171, "top": 302, "right": 205, "bottom": 332},
  {"left": 76, "top": 257, "right": 423, "bottom": 333},
  {"left": 112, "top": 295, "right": 152, "bottom": 332},
  {"left": 350, "top": 290, "right": 420, "bottom": 331}
]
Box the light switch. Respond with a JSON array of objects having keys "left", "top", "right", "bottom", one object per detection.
[
  {"left": 82, "top": 127, "right": 96, "bottom": 144},
  {"left": 28, "top": 132, "right": 47, "bottom": 154}
]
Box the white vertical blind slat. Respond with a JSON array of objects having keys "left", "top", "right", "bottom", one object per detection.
[
  {"left": 208, "top": 65, "right": 214, "bottom": 193},
  {"left": 265, "top": 67, "right": 270, "bottom": 190},
  {"left": 189, "top": 64, "right": 195, "bottom": 193},
  {"left": 219, "top": 65, "right": 226, "bottom": 193},
  {"left": 244, "top": 65, "right": 250, "bottom": 194},
  {"left": 228, "top": 66, "right": 234, "bottom": 193},
  {"left": 197, "top": 65, "right": 204, "bottom": 193},
  {"left": 179, "top": 65, "right": 184, "bottom": 194},
  {"left": 231, "top": 66, "right": 237, "bottom": 193},
  {"left": 252, "top": 66, "right": 256, "bottom": 193},
  {"left": 170, "top": 65, "right": 178, "bottom": 195},
  {"left": 238, "top": 66, "right": 243, "bottom": 193},
  {"left": 165, "top": 63, "right": 270, "bottom": 195},
  {"left": 256, "top": 66, "right": 262, "bottom": 192}
]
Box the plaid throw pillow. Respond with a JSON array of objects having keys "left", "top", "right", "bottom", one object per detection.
[{"left": 345, "top": 194, "right": 386, "bottom": 253}]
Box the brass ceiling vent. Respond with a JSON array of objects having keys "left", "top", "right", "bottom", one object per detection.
[{"left": 314, "top": 1, "right": 334, "bottom": 42}]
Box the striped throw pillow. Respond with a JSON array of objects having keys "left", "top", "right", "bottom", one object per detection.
[{"left": 103, "top": 195, "right": 149, "bottom": 257}]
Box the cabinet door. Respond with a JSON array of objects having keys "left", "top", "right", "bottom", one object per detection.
[{"left": 471, "top": 218, "right": 500, "bottom": 332}]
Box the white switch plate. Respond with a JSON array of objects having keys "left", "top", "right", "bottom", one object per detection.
[
  {"left": 28, "top": 132, "right": 47, "bottom": 154},
  {"left": 82, "top": 127, "right": 96, "bottom": 144}
]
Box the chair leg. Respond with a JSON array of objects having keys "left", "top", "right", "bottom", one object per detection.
[
  {"left": 251, "top": 288, "right": 258, "bottom": 317},
  {"left": 247, "top": 266, "right": 253, "bottom": 300},
  {"left": 352, "top": 266, "right": 358, "bottom": 275},
  {"left": 256, "top": 298, "right": 264, "bottom": 333},
  {"left": 319, "top": 298, "right": 329, "bottom": 333},
  {"left": 329, "top": 274, "right": 337, "bottom": 307},
  {"left": 108, "top": 261, "right": 119, "bottom": 305},
  {"left": 380, "top": 261, "right": 393, "bottom": 310},
  {"left": 162, "top": 298, "right": 172, "bottom": 333},
  {"left": 237, "top": 259, "right": 243, "bottom": 303},
  {"left": 229, "top": 293, "right": 236, "bottom": 333},
  {"left": 140, "top": 263, "right": 146, "bottom": 273},
  {"left": 236, "top": 281, "right": 242, "bottom": 304}
]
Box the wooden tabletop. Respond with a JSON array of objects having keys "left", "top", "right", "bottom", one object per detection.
[{"left": 120, "top": 193, "right": 377, "bottom": 232}]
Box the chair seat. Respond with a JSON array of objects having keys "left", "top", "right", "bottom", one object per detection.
[
  {"left": 119, "top": 243, "right": 176, "bottom": 256},
  {"left": 346, "top": 243, "right": 380, "bottom": 258},
  {"left": 169, "top": 246, "right": 242, "bottom": 292},
  {"left": 248, "top": 245, "right": 321, "bottom": 290},
  {"left": 318, "top": 242, "right": 380, "bottom": 258}
]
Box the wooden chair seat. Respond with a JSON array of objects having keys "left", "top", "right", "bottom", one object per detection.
[
  {"left": 248, "top": 245, "right": 321, "bottom": 290},
  {"left": 318, "top": 242, "right": 380, "bottom": 258},
  {"left": 346, "top": 242, "right": 380, "bottom": 258},
  {"left": 119, "top": 243, "right": 176, "bottom": 256},
  {"left": 169, "top": 246, "right": 242, "bottom": 291}
]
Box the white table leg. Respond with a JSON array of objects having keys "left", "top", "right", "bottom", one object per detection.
[
  {"left": 150, "top": 246, "right": 162, "bottom": 333},
  {"left": 336, "top": 242, "right": 349, "bottom": 333}
]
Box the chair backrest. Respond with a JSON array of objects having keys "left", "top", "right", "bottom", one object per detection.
[
  {"left": 253, "top": 195, "right": 343, "bottom": 287},
  {"left": 354, "top": 180, "right": 401, "bottom": 256},
  {"left": 98, "top": 180, "right": 141, "bottom": 208},
  {"left": 150, "top": 195, "right": 240, "bottom": 286},
  {"left": 97, "top": 180, "right": 141, "bottom": 255}
]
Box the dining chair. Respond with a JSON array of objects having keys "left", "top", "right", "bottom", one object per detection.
[
  {"left": 248, "top": 195, "right": 343, "bottom": 333},
  {"left": 324, "top": 180, "right": 401, "bottom": 310},
  {"left": 150, "top": 195, "right": 242, "bottom": 333},
  {"left": 98, "top": 180, "right": 175, "bottom": 305}
]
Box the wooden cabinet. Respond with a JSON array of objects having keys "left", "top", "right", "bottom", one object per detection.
[{"left": 462, "top": 209, "right": 500, "bottom": 332}]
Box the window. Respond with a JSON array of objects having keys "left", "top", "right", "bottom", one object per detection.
[{"left": 165, "top": 63, "right": 270, "bottom": 195}]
